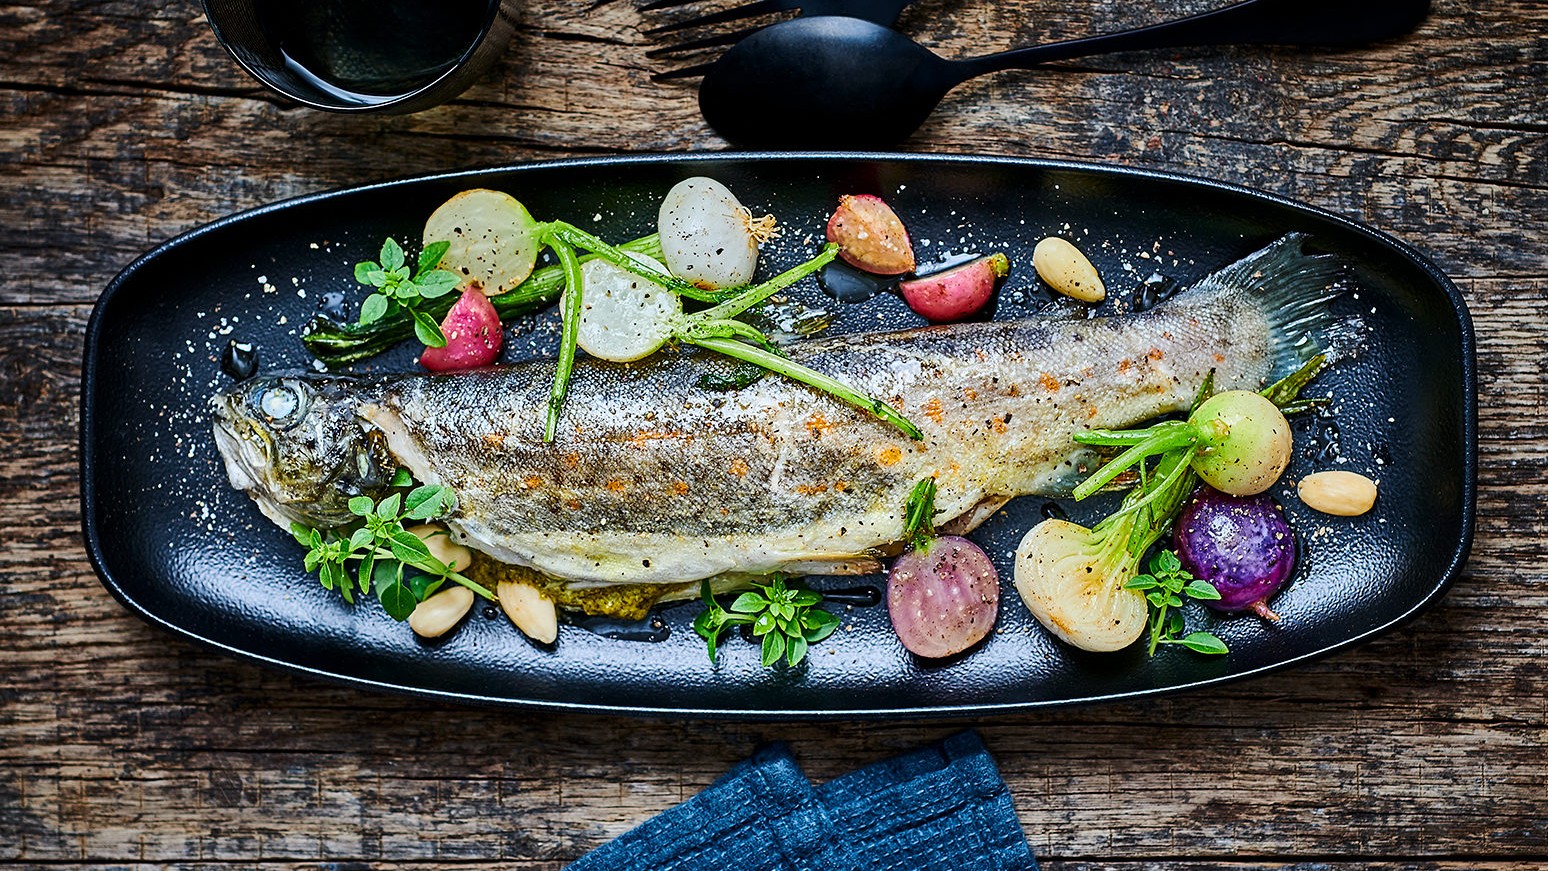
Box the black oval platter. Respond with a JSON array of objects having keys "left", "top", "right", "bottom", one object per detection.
[{"left": 80, "top": 153, "right": 1477, "bottom": 719}]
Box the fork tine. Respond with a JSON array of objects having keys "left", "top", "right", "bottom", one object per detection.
[
  {"left": 646, "top": 25, "right": 759, "bottom": 57},
  {"left": 638, "top": 0, "right": 701, "bottom": 12},
  {"left": 651, "top": 61, "right": 719, "bottom": 82},
  {"left": 645, "top": 0, "right": 788, "bottom": 35}
]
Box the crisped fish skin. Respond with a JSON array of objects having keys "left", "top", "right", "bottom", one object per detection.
[
  {"left": 214, "top": 235, "right": 1340, "bottom": 590},
  {"left": 365, "top": 294, "right": 1271, "bottom": 587}
]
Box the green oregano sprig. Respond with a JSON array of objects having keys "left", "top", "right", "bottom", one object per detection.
[
  {"left": 694, "top": 575, "right": 840, "bottom": 667},
  {"left": 1123, "top": 549, "right": 1227, "bottom": 656},
  {"left": 353, "top": 238, "right": 460, "bottom": 348},
  {"left": 290, "top": 481, "right": 492, "bottom": 620}
]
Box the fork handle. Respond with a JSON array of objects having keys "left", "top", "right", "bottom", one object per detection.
[
  {"left": 800, "top": 0, "right": 917, "bottom": 27},
  {"left": 953, "top": 0, "right": 1429, "bottom": 79}
]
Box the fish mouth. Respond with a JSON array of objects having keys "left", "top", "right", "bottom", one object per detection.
[
  {"left": 211, "top": 394, "right": 274, "bottom": 491},
  {"left": 209, "top": 393, "right": 319, "bottom": 533}
]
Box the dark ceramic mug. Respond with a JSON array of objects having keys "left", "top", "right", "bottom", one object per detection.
[{"left": 201, "top": 0, "right": 519, "bottom": 113}]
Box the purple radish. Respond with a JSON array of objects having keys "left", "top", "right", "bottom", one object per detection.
[
  {"left": 887, "top": 477, "right": 1000, "bottom": 658},
  {"left": 1172, "top": 486, "right": 1296, "bottom": 621},
  {"left": 888, "top": 536, "right": 999, "bottom": 658}
]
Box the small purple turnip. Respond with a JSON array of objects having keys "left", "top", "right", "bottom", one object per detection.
[{"left": 1172, "top": 486, "right": 1297, "bottom": 621}]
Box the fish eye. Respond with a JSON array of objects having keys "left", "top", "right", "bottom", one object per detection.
[{"left": 257, "top": 383, "right": 304, "bottom": 426}]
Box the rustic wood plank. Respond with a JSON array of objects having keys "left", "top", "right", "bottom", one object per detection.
[{"left": 2, "top": 0, "right": 1545, "bottom": 865}]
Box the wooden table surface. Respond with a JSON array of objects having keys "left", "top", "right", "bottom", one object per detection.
[{"left": 4, "top": 0, "right": 1545, "bottom": 867}]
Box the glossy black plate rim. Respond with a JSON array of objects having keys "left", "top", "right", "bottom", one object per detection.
[{"left": 80, "top": 151, "right": 1478, "bottom": 719}]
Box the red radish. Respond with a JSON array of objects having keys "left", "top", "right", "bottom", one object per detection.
[
  {"left": 826, "top": 194, "right": 915, "bottom": 275},
  {"left": 419, "top": 288, "right": 502, "bottom": 372},
  {"left": 899, "top": 253, "right": 1009, "bottom": 322}
]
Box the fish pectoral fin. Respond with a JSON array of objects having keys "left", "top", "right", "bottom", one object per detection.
[
  {"left": 359, "top": 402, "right": 435, "bottom": 486},
  {"left": 938, "top": 494, "right": 1013, "bottom": 536}
]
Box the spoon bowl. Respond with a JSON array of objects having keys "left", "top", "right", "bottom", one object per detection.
[{"left": 699, "top": 17, "right": 950, "bottom": 148}]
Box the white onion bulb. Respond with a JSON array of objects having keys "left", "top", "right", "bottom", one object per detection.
[{"left": 657, "top": 177, "right": 761, "bottom": 290}]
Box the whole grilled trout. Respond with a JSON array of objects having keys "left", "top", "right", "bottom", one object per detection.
[{"left": 213, "top": 236, "right": 1343, "bottom": 589}]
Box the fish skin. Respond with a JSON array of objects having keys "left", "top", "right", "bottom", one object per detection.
[
  {"left": 214, "top": 236, "right": 1336, "bottom": 588},
  {"left": 364, "top": 297, "right": 1267, "bottom": 587}
]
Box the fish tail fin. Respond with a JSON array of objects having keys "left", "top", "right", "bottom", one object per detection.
[{"left": 1188, "top": 233, "right": 1366, "bottom": 375}]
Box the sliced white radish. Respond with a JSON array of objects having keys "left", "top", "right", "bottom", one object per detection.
[
  {"left": 657, "top": 177, "right": 762, "bottom": 290},
  {"left": 566, "top": 252, "right": 681, "bottom": 363},
  {"left": 424, "top": 189, "right": 543, "bottom": 296}
]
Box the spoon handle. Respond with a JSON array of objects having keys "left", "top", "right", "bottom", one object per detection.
[{"left": 953, "top": 0, "right": 1429, "bottom": 80}]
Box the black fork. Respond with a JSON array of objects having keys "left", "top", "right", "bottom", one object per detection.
[{"left": 641, "top": 0, "right": 916, "bottom": 58}]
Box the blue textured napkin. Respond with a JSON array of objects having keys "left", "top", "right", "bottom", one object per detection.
[{"left": 569, "top": 731, "right": 1037, "bottom": 871}]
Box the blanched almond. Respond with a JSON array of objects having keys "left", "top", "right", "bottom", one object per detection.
[
  {"left": 407, "top": 523, "right": 473, "bottom": 572},
  {"left": 1297, "top": 471, "right": 1378, "bottom": 517},
  {"left": 1033, "top": 237, "right": 1105, "bottom": 303},
  {"left": 408, "top": 586, "right": 475, "bottom": 639},
  {"left": 498, "top": 581, "right": 559, "bottom": 644}
]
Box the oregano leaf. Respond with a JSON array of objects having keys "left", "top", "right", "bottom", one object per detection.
[
  {"left": 359, "top": 293, "right": 390, "bottom": 326},
  {"left": 378, "top": 581, "right": 416, "bottom": 621},
  {"left": 417, "top": 239, "right": 451, "bottom": 276},
  {"left": 380, "top": 237, "right": 405, "bottom": 271},
  {"left": 412, "top": 309, "right": 446, "bottom": 348},
  {"left": 1171, "top": 632, "right": 1229, "bottom": 655},
  {"left": 1184, "top": 579, "right": 1222, "bottom": 601}
]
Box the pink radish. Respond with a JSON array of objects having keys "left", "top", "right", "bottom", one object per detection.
[
  {"left": 888, "top": 536, "right": 1000, "bottom": 658},
  {"left": 899, "top": 253, "right": 1009, "bottom": 322},
  {"left": 419, "top": 288, "right": 502, "bottom": 372},
  {"left": 886, "top": 478, "right": 1000, "bottom": 658}
]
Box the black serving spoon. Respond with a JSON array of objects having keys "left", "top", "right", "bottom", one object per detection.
[{"left": 699, "top": 0, "right": 1430, "bottom": 148}]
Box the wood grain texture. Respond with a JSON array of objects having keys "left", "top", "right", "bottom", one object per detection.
[
  {"left": 7, "top": 865, "right": 1543, "bottom": 871},
  {"left": 2, "top": 0, "right": 1546, "bottom": 866}
]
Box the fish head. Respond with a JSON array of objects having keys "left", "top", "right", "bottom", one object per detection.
[{"left": 211, "top": 373, "right": 389, "bottom": 531}]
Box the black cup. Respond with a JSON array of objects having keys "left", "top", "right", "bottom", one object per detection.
[{"left": 202, "top": 0, "right": 519, "bottom": 113}]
